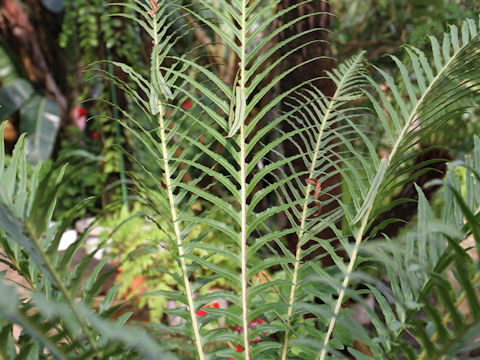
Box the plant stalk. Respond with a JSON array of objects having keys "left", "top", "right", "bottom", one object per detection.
[
  {"left": 158, "top": 102, "right": 205, "bottom": 360},
  {"left": 281, "top": 56, "right": 361, "bottom": 360},
  {"left": 151, "top": 12, "right": 205, "bottom": 360},
  {"left": 319, "top": 40, "right": 463, "bottom": 358},
  {"left": 240, "top": 0, "right": 250, "bottom": 358},
  {"left": 319, "top": 209, "right": 371, "bottom": 360}
]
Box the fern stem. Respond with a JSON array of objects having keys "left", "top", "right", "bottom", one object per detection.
[
  {"left": 319, "top": 207, "right": 372, "bottom": 360},
  {"left": 240, "top": 124, "right": 250, "bottom": 359},
  {"left": 151, "top": 13, "right": 204, "bottom": 360},
  {"left": 281, "top": 55, "right": 362, "bottom": 360},
  {"left": 158, "top": 102, "right": 205, "bottom": 360},
  {"left": 320, "top": 39, "right": 467, "bottom": 358},
  {"left": 389, "top": 39, "right": 460, "bottom": 164},
  {"left": 240, "top": 0, "right": 250, "bottom": 358},
  {"left": 280, "top": 126, "right": 322, "bottom": 360}
]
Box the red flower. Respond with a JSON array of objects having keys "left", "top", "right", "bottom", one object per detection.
[
  {"left": 72, "top": 106, "right": 88, "bottom": 131},
  {"left": 73, "top": 107, "right": 88, "bottom": 118},
  {"left": 228, "top": 345, "right": 243, "bottom": 359},
  {"left": 91, "top": 131, "right": 99, "bottom": 140},
  {"left": 233, "top": 324, "right": 243, "bottom": 334},
  {"left": 233, "top": 317, "right": 266, "bottom": 334},
  {"left": 249, "top": 318, "right": 266, "bottom": 328},
  {"left": 196, "top": 308, "right": 207, "bottom": 317},
  {"left": 196, "top": 302, "right": 220, "bottom": 317},
  {"left": 232, "top": 317, "right": 267, "bottom": 346},
  {"left": 182, "top": 100, "right": 192, "bottom": 110}
]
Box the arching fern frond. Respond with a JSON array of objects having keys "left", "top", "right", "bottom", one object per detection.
[{"left": 317, "top": 18, "right": 480, "bottom": 359}]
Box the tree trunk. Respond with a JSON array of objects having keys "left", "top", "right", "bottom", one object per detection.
[{"left": 0, "top": 0, "right": 67, "bottom": 115}]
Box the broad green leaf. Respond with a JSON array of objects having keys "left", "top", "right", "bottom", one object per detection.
[
  {"left": 0, "top": 80, "right": 34, "bottom": 121},
  {"left": 20, "top": 95, "right": 60, "bottom": 163}
]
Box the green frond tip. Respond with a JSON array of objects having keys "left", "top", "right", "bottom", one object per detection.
[
  {"left": 227, "top": 86, "right": 246, "bottom": 138},
  {"left": 151, "top": 45, "right": 173, "bottom": 100},
  {"left": 350, "top": 155, "right": 389, "bottom": 225}
]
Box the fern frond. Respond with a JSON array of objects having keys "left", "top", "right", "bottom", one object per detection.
[
  {"left": 280, "top": 52, "right": 367, "bottom": 359},
  {"left": 318, "top": 19, "right": 480, "bottom": 359}
]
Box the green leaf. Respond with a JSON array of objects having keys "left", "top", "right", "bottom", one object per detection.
[
  {"left": 99, "top": 283, "right": 122, "bottom": 315},
  {"left": 0, "top": 323, "right": 16, "bottom": 359},
  {"left": 0, "top": 80, "right": 34, "bottom": 121},
  {"left": 16, "top": 342, "right": 40, "bottom": 360},
  {"left": 351, "top": 156, "right": 388, "bottom": 225},
  {"left": 151, "top": 45, "right": 173, "bottom": 100},
  {"left": 20, "top": 95, "right": 60, "bottom": 163}
]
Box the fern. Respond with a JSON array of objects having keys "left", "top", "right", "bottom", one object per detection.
[
  {"left": 105, "top": 1, "right": 337, "bottom": 358},
  {"left": 357, "top": 137, "right": 480, "bottom": 359},
  {"left": 311, "top": 18, "right": 480, "bottom": 359},
  {"left": 2, "top": 2, "right": 480, "bottom": 359}
]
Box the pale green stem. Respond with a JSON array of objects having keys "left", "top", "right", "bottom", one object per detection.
[
  {"left": 389, "top": 44, "right": 458, "bottom": 161},
  {"left": 240, "top": 124, "right": 250, "bottom": 359},
  {"left": 318, "top": 36, "right": 462, "bottom": 360},
  {"left": 152, "top": 16, "right": 205, "bottom": 360},
  {"left": 318, "top": 210, "right": 371, "bottom": 360},
  {"left": 240, "top": 1, "right": 250, "bottom": 358},
  {"left": 281, "top": 60, "right": 358, "bottom": 360},
  {"left": 158, "top": 102, "right": 205, "bottom": 360}
]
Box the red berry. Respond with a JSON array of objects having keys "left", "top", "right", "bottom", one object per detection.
[
  {"left": 212, "top": 302, "right": 220, "bottom": 309},
  {"left": 91, "top": 131, "right": 99, "bottom": 140},
  {"left": 236, "top": 345, "right": 243, "bottom": 353}
]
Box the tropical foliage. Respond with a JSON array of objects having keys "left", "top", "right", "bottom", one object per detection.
[{"left": 1, "top": 1, "right": 480, "bottom": 359}]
